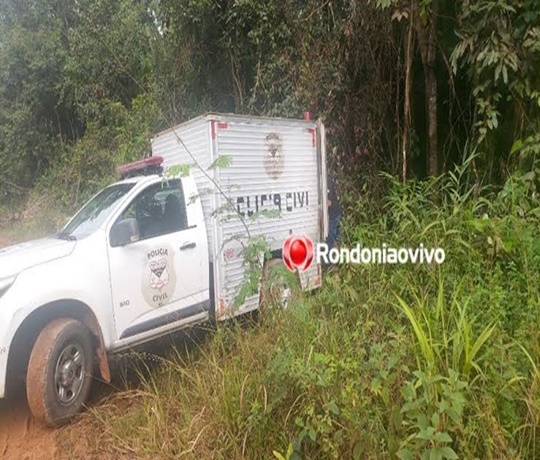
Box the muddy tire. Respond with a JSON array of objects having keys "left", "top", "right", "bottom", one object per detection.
[{"left": 26, "top": 318, "right": 94, "bottom": 427}]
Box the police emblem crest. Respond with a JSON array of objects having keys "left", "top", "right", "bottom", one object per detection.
[
  {"left": 263, "top": 132, "right": 284, "bottom": 180},
  {"left": 142, "top": 247, "right": 177, "bottom": 308}
]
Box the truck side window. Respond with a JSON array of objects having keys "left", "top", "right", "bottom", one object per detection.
[{"left": 117, "top": 179, "right": 188, "bottom": 241}]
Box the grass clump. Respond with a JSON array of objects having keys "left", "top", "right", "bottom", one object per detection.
[{"left": 87, "top": 165, "right": 540, "bottom": 459}]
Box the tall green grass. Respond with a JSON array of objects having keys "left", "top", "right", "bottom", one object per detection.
[{"left": 86, "top": 166, "right": 540, "bottom": 459}]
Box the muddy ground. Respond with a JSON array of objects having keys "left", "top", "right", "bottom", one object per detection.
[
  {"left": 0, "top": 345, "right": 200, "bottom": 459},
  {"left": 0, "top": 371, "right": 120, "bottom": 459},
  {"left": 1, "top": 382, "right": 78, "bottom": 458},
  {"left": 0, "top": 366, "right": 142, "bottom": 459},
  {"left": 0, "top": 393, "right": 52, "bottom": 459},
  {"left": 0, "top": 390, "right": 69, "bottom": 459},
  {"left": 0, "top": 337, "right": 213, "bottom": 459}
]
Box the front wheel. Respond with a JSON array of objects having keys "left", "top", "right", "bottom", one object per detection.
[{"left": 26, "top": 318, "right": 94, "bottom": 426}]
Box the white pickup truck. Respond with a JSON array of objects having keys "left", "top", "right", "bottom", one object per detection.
[{"left": 0, "top": 113, "right": 328, "bottom": 426}]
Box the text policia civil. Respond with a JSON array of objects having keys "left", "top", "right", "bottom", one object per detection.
[{"left": 236, "top": 191, "right": 309, "bottom": 218}]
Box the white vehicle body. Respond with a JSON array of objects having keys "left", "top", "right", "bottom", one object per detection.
[{"left": 0, "top": 113, "right": 328, "bottom": 405}]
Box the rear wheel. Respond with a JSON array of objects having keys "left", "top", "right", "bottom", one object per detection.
[
  {"left": 260, "top": 259, "right": 299, "bottom": 311},
  {"left": 26, "top": 318, "right": 94, "bottom": 426}
]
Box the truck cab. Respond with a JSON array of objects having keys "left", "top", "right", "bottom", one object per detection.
[{"left": 0, "top": 160, "right": 211, "bottom": 425}]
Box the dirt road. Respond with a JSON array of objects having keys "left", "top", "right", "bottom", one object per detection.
[
  {"left": 0, "top": 385, "right": 120, "bottom": 460},
  {"left": 0, "top": 392, "right": 59, "bottom": 460}
]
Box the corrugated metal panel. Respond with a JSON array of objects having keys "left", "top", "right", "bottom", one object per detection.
[{"left": 214, "top": 119, "right": 322, "bottom": 315}]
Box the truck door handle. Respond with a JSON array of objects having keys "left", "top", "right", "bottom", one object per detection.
[{"left": 180, "top": 241, "right": 196, "bottom": 251}]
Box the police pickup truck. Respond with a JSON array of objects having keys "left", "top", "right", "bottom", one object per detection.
[{"left": 0, "top": 113, "right": 328, "bottom": 425}]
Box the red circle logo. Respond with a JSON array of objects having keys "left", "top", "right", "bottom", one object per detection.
[{"left": 283, "top": 234, "right": 314, "bottom": 272}]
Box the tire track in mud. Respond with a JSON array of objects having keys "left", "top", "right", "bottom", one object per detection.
[
  {"left": 0, "top": 396, "right": 58, "bottom": 460},
  {"left": 0, "top": 385, "right": 118, "bottom": 460}
]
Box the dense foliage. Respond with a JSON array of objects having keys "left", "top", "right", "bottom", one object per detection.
[{"left": 1, "top": 0, "right": 539, "bottom": 212}]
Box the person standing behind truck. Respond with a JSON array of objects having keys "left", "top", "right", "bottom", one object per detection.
[{"left": 326, "top": 175, "right": 341, "bottom": 250}]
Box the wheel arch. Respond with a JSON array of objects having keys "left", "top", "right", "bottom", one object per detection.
[{"left": 6, "top": 299, "right": 111, "bottom": 395}]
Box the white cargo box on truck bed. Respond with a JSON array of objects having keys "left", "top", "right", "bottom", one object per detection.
[{"left": 151, "top": 113, "right": 328, "bottom": 319}]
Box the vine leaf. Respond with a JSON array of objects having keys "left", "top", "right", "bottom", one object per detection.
[{"left": 208, "top": 155, "right": 232, "bottom": 170}]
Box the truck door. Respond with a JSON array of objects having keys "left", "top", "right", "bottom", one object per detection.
[{"left": 107, "top": 178, "right": 209, "bottom": 342}]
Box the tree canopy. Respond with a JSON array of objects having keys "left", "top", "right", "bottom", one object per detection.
[{"left": 0, "top": 0, "right": 539, "bottom": 208}]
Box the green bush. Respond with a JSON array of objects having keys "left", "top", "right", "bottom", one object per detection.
[{"left": 30, "top": 93, "right": 161, "bottom": 213}]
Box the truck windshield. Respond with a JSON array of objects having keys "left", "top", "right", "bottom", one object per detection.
[{"left": 58, "top": 183, "right": 135, "bottom": 240}]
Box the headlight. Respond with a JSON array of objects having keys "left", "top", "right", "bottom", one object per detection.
[{"left": 0, "top": 276, "right": 16, "bottom": 299}]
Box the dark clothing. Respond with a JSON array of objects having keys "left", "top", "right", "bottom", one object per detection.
[
  {"left": 327, "top": 211, "right": 340, "bottom": 249},
  {"left": 327, "top": 177, "right": 342, "bottom": 219},
  {"left": 326, "top": 177, "right": 341, "bottom": 250}
]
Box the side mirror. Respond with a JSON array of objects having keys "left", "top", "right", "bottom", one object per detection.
[{"left": 110, "top": 218, "right": 140, "bottom": 247}]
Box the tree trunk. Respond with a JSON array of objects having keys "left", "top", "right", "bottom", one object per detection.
[
  {"left": 229, "top": 50, "right": 245, "bottom": 112},
  {"left": 414, "top": 0, "right": 438, "bottom": 177},
  {"left": 402, "top": 6, "right": 414, "bottom": 182},
  {"left": 425, "top": 63, "right": 438, "bottom": 176}
]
